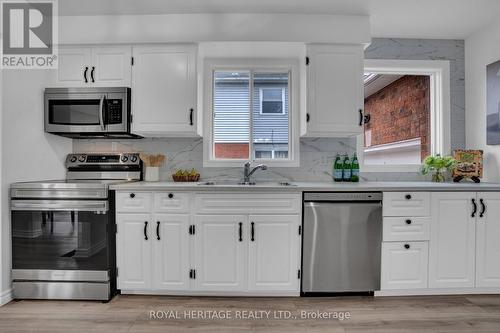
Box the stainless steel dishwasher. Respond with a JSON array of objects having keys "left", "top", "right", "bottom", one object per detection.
[{"left": 302, "top": 192, "right": 382, "bottom": 295}]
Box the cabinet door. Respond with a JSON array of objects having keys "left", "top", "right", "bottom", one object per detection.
[
  {"left": 194, "top": 215, "right": 246, "bottom": 291},
  {"left": 381, "top": 241, "right": 428, "bottom": 290},
  {"left": 132, "top": 45, "right": 197, "bottom": 136},
  {"left": 152, "top": 214, "right": 190, "bottom": 290},
  {"left": 91, "top": 46, "right": 132, "bottom": 86},
  {"left": 53, "top": 46, "right": 91, "bottom": 86},
  {"left": 116, "top": 214, "right": 152, "bottom": 290},
  {"left": 248, "top": 215, "right": 300, "bottom": 292},
  {"left": 429, "top": 192, "right": 476, "bottom": 288},
  {"left": 476, "top": 192, "right": 500, "bottom": 287},
  {"left": 306, "top": 44, "right": 363, "bottom": 137}
]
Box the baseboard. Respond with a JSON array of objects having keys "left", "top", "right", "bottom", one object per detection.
[
  {"left": 120, "top": 290, "right": 300, "bottom": 297},
  {"left": 375, "top": 288, "right": 500, "bottom": 297},
  {"left": 0, "top": 288, "right": 13, "bottom": 306}
]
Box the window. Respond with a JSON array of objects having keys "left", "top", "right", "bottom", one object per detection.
[
  {"left": 358, "top": 59, "right": 451, "bottom": 172},
  {"left": 203, "top": 59, "right": 299, "bottom": 167},
  {"left": 260, "top": 88, "right": 285, "bottom": 114}
]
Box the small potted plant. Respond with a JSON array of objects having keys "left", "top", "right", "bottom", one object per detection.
[{"left": 421, "top": 154, "right": 457, "bottom": 183}]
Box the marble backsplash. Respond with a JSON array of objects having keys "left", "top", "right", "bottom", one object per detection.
[{"left": 73, "top": 138, "right": 426, "bottom": 182}]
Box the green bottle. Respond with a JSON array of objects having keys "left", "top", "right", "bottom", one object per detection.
[
  {"left": 351, "top": 153, "right": 360, "bottom": 182},
  {"left": 333, "top": 154, "right": 343, "bottom": 182},
  {"left": 342, "top": 154, "right": 351, "bottom": 182}
]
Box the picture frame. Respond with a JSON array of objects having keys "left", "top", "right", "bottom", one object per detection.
[{"left": 452, "top": 149, "right": 483, "bottom": 183}]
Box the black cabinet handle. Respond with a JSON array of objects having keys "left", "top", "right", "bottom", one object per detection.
[
  {"left": 129, "top": 193, "right": 135, "bottom": 198},
  {"left": 90, "top": 66, "right": 95, "bottom": 83},
  {"left": 189, "top": 108, "right": 194, "bottom": 126},
  {"left": 306, "top": 113, "right": 310, "bottom": 123},
  {"left": 404, "top": 244, "right": 410, "bottom": 249},
  {"left": 405, "top": 194, "right": 412, "bottom": 200},
  {"left": 406, "top": 219, "right": 412, "bottom": 225},
  {"left": 251, "top": 222, "right": 255, "bottom": 242},
  {"left": 471, "top": 198, "right": 477, "bottom": 218},
  {"left": 144, "top": 221, "right": 148, "bottom": 240},
  {"left": 83, "top": 66, "right": 88, "bottom": 83},
  {"left": 238, "top": 222, "right": 243, "bottom": 242},
  {"left": 479, "top": 199, "right": 486, "bottom": 218},
  {"left": 156, "top": 221, "right": 160, "bottom": 240},
  {"left": 358, "top": 109, "right": 363, "bottom": 126},
  {"left": 168, "top": 193, "right": 174, "bottom": 199}
]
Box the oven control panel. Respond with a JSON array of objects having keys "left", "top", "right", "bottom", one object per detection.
[{"left": 66, "top": 153, "right": 140, "bottom": 167}]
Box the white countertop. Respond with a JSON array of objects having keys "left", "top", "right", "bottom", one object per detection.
[{"left": 110, "top": 181, "right": 500, "bottom": 192}]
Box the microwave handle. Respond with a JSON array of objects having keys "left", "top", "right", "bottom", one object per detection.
[{"left": 99, "top": 94, "right": 106, "bottom": 131}]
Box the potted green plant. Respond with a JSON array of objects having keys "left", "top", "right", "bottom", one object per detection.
[{"left": 421, "top": 154, "right": 457, "bottom": 182}]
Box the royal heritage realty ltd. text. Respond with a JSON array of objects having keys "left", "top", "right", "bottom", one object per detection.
[{"left": 149, "top": 310, "right": 351, "bottom": 321}]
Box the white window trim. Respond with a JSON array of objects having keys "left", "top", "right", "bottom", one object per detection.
[
  {"left": 359, "top": 59, "right": 451, "bottom": 173},
  {"left": 203, "top": 58, "right": 300, "bottom": 167},
  {"left": 259, "top": 87, "right": 286, "bottom": 115}
]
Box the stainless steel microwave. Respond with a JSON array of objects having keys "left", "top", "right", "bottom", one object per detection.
[{"left": 44, "top": 87, "right": 141, "bottom": 139}]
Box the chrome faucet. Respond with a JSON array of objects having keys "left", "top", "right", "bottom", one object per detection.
[{"left": 242, "top": 161, "right": 268, "bottom": 184}]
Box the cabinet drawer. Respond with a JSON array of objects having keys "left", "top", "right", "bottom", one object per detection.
[
  {"left": 383, "top": 217, "right": 430, "bottom": 241},
  {"left": 383, "top": 192, "right": 430, "bottom": 216},
  {"left": 116, "top": 192, "right": 152, "bottom": 213},
  {"left": 154, "top": 192, "right": 190, "bottom": 213},
  {"left": 195, "top": 193, "right": 301, "bottom": 214},
  {"left": 381, "top": 241, "right": 429, "bottom": 290}
]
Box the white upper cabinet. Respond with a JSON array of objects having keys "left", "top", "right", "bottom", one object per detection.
[
  {"left": 305, "top": 44, "right": 364, "bottom": 137},
  {"left": 429, "top": 192, "right": 476, "bottom": 289},
  {"left": 131, "top": 44, "right": 198, "bottom": 137},
  {"left": 53, "top": 45, "right": 131, "bottom": 87},
  {"left": 475, "top": 192, "right": 500, "bottom": 288}
]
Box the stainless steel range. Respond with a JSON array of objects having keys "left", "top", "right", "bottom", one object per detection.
[{"left": 10, "top": 153, "right": 142, "bottom": 301}]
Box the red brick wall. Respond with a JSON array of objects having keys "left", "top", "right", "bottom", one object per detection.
[
  {"left": 214, "top": 143, "right": 249, "bottom": 159},
  {"left": 364, "top": 75, "right": 430, "bottom": 160}
]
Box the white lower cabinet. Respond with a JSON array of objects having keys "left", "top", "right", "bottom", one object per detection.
[
  {"left": 248, "top": 215, "right": 300, "bottom": 291},
  {"left": 116, "top": 191, "right": 301, "bottom": 295},
  {"left": 381, "top": 241, "right": 428, "bottom": 290},
  {"left": 429, "top": 192, "right": 476, "bottom": 288},
  {"left": 152, "top": 214, "right": 190, "bottom": 290},
  {"left": 194, "top": 215, "right": 247, "bottom": 291},
  {"left": 116, "top": 214, "right": 152, "bottom": 290}
]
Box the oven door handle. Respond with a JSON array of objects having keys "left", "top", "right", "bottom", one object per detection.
[
  {"left": 11, "top": 200, "right": 109, "bottom": 212},
  {"left": 99, "top": 94, "right": 106, "bottom": 131}
]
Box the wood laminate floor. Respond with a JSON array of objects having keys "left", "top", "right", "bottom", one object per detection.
[{"left": 1, "top": 294, "right": 500, "bottom": 332}]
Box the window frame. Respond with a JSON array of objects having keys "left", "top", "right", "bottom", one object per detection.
[
  {"left": 358, "top": 59, "right": 451, "bottom": 173},
  {"left": 203, "top": 58, "right": 300, "bottom": 167},
  {"left": 259, "top": 87, "right": 286, "bottom": 115}
]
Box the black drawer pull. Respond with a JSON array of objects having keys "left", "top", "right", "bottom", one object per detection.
[
  {"left": 238, "top": 222, "right": 243, "bottom": 242},
  {"left": 406, "top": 219, "right": 412, "bottom": 225},
  {"left": 168, "top": 193, "right": 174, "bottom": 199},
  {"left": 405, "top": 194, "right": 412, "bottom": 200},
  {"left": 404, "top": 244, "right": 410, "bottom": 249},
  {"left": 156, "top": 221, "right": 160, "bottom": 240},
  {"left": 144, "top": 221, "right": 148, "bottom": 240},
  {"left": 90, "top": 66, "right": 95, "bottom": 83},
  {"left": 189, "top": 108, "right": 194, "bottom": 126},
  {"left": 83, "top": 66, "right": 88, "bottom": 83},
  {"left": 129, "top": 193, "right": 135, "bottom": 198},
  {"left": 479, "top": 199, "right": 486, "bottom": 218},
  {"left": 472, "top": 198, "right": 477, "bottom": 218},
  {"left": 251, "top": 222, "right": 255, "bottom": 242}
]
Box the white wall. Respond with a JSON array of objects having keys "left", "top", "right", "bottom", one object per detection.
[
  {"left": 1, "top": 70, "right": 72, "bottom": 302},
  {"left": 465, "top": 20, "right": 500, "bottom": 181}
]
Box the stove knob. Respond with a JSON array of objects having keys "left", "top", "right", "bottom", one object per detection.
[
  {"left": 130, "top": 155, "right": 138, "bottom": 163},
  {"left": 121, "top": 155, "right": 129, "bottom": 162},
  {"left": 69, "top": 156, "right": 77, "bottom": 163},
  {"left": 78, "top": 155, "right": 86, "bottom": 162}
]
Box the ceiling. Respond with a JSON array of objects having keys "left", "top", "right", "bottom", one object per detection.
[{"left": 58, "top": 0, "right": 500, "bottom": 39}]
